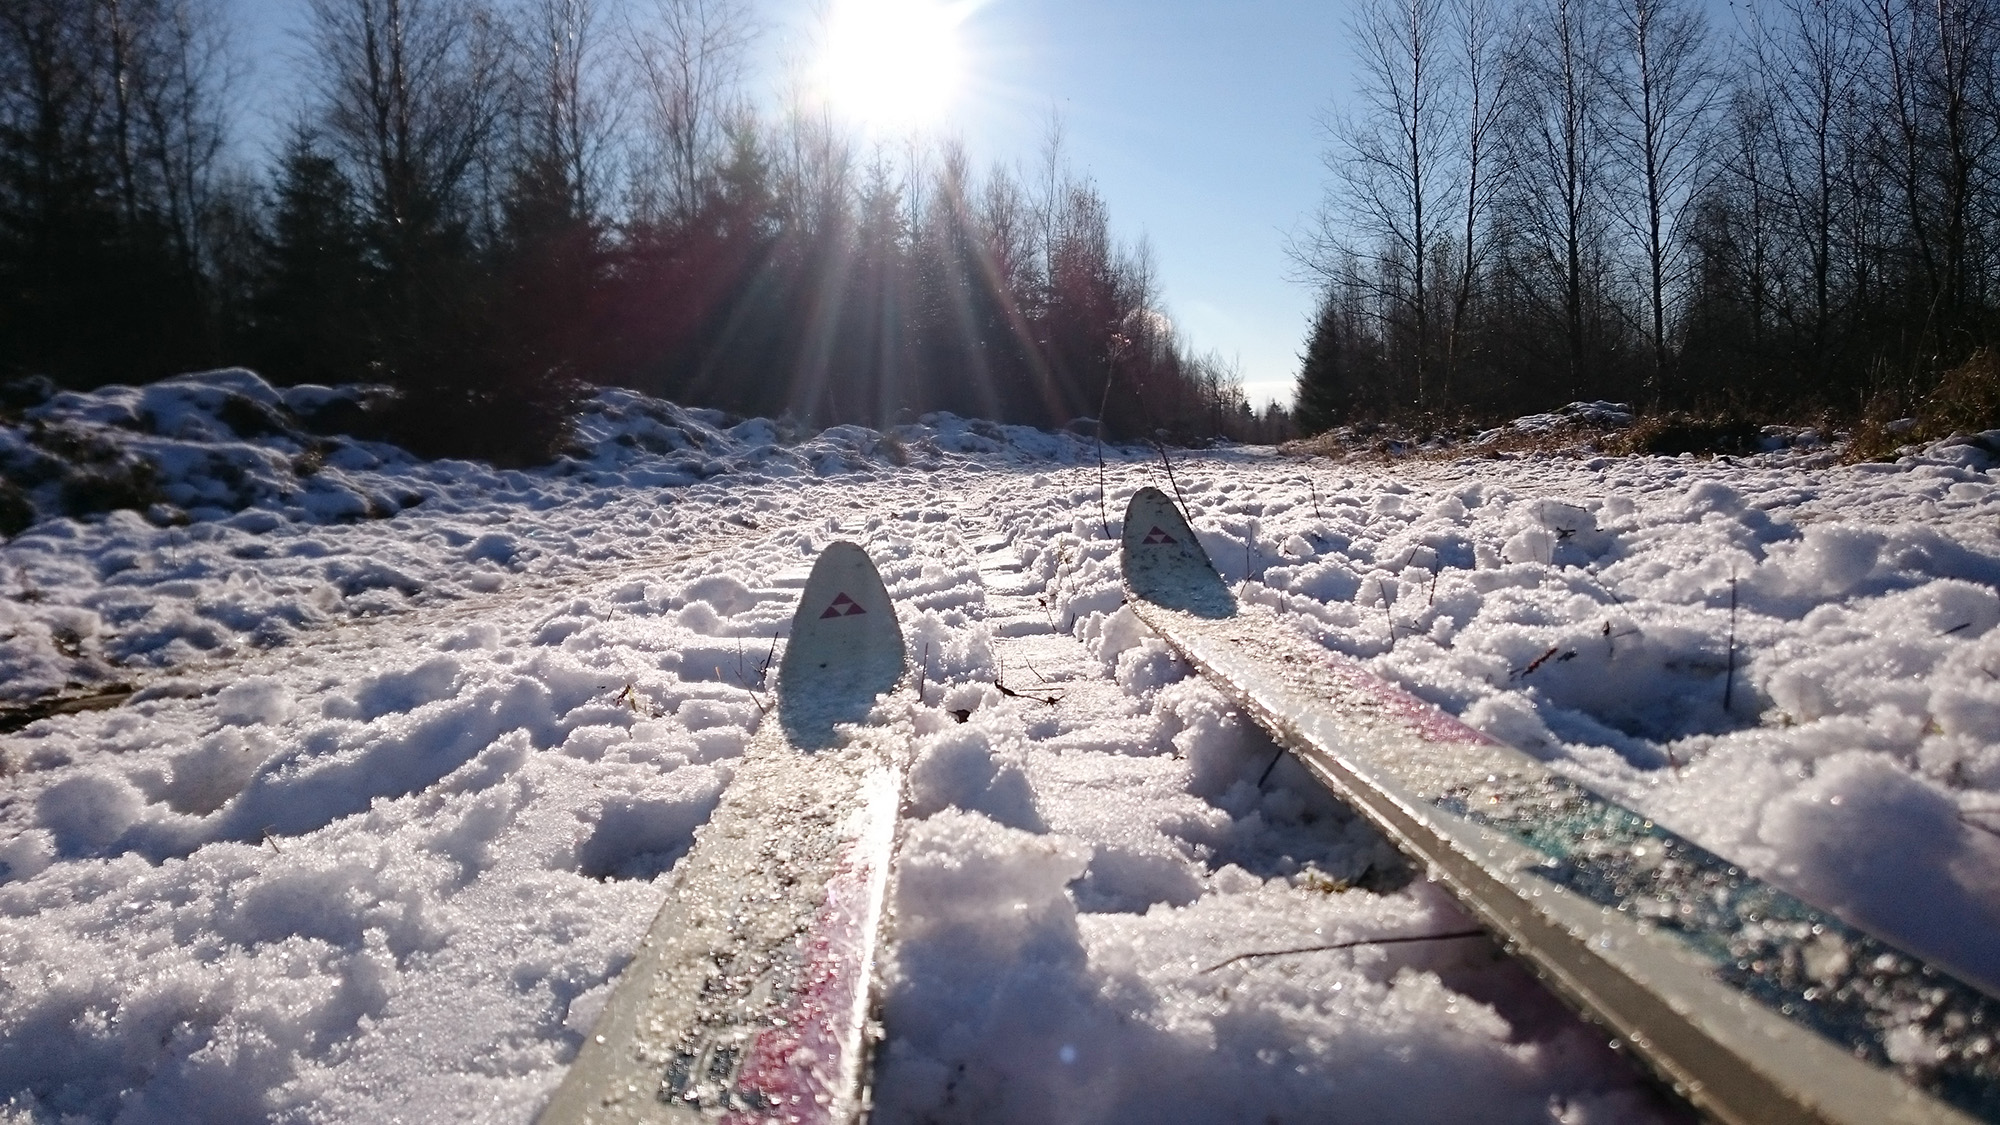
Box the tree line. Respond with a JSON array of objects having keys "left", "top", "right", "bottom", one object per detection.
[
  {"left": 1, "top": 0, "right": 1274, "bottom": 465},
  {"left": 1295, "top": 0, "right": 2000, "bottom": 434}
]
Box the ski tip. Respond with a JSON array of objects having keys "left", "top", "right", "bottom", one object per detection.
[
  {"left": 778, "top": 541, "right": 906, "bottom": 747},
  {"left": 1121, "top": 487, "right": 1235, "bottom": 619}
]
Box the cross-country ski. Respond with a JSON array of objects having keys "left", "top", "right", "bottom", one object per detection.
[
  {"left": 1120, "top": 484, "right": 2000, "bottom": 1125},
  {"left": 538, "top": 542, "right": 907, "bottom": 1125}
]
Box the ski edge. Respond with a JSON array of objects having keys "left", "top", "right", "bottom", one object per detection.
[
  {"left": 534, "top": 721, "right": 908, "bottom": 1125},
  {"left": 1133, "top": 596, "right": 1979, "bottom": 1125}
]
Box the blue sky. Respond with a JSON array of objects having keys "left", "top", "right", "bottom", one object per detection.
[
  {"left": 228, "top": 0, "right": 1355, "bottom": 408},
  {"left": 910, "top": 0, "right": 1354, "bottom": 408}
]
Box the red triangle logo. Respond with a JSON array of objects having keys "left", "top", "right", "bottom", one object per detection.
[
  {"left": 820, "top": 592, "right": 866, "bottom": 618},
  {"left": 1142, "top": 526, "right": 1177, "bottom": 545}
]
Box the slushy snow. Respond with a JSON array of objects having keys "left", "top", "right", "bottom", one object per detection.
[{"left": 4, "top": 369, "right": 1999, "bottom": 1122}]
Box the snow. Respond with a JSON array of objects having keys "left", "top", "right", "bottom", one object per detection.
[{"left": 5, "top": 369, "right": 2000, "bottom": 1122}]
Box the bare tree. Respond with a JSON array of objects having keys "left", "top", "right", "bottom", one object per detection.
[
  {"left": 1711, "top": 81, "right": 1778, "bottom": 358},
  {"left": 625, "top": 0, "right": 753, "bottom": 228},
  {"left": 1501, "top": 0, "right": 1612, "bottom": 394},
  {"left": 0, "top": 0, "right": 232, "bottom": 272},
  {"left": 1442, "top": 0, "right": 1514, "bottom": 399},
  {"left": 306, "top": 0, "right": 509, "bottom": 260},
  {"left": 1857, "top": 0, "right": 2000, "bottom": 372},
  {"left": 97, "top": 0, "right": 147, "bottom": 224},
  {"left": 1759, "top": 0, "right": 1867, "bottom": 372},
  {"left": 978, "top": 160, "right": 1036, "bottom": 301},
  {"left": 1307, "top": 0, "right": 1454, "bottom": 409},
  {"left": 1030, "top": 109, "right": 1068, "bottom": 318},
  {"left": 1600, "top": 0, "right": 1721, "bottom": 401},
  {"left": 1, "top": 2, "right": 108, "bottom": 227},
  {"left": 133, "top": 0, "right": 235, "bottom": 277},
  {"left": 514, "top": 0, "right": 615, "bottom": 223},
  {"left": 0, "top": 0, "right": 236, "bottom": 379},
  {"left": 772, "top": 88, "right": 851, "bottom": 242}
]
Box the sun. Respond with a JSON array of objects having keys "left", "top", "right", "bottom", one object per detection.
[{"left": 819, "top": 0, "right": 968, "bottom": 132}]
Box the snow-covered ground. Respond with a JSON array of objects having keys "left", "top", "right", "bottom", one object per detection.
[{"left": 4, "top": 370, "right": 1999, "bottom": 1123}]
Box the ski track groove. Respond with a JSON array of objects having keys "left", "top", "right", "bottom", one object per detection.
[{"left": 2, "top": 483, "right": 949, "bottom": 754}]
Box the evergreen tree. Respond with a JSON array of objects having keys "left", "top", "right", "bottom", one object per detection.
[
  {"left": 1294, "top": 292, "right": 1350, "bottom": 435},
  {"left": 251, "top": 129, "right": 377, "bottom": 385},
  {"left": 0, "top": 0, "right": 220, "bottom": 386}
]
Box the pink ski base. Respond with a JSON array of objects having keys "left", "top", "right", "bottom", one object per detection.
[
  {"left": 1313, "top": 648, "right": 1502, "bottom": 750},
  {"left": 724, "top": 820, "right": 887, "bottom": 1125}
]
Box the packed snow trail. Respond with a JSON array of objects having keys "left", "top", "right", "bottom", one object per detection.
[{"left": 4, "top": 371, "right": 2000, "bottom": 1122}]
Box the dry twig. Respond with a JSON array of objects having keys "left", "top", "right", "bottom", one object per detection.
[{"left": 1199, "top": 928, "right": 1488, "bottom": 974}]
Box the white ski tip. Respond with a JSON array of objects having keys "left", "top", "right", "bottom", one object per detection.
[
  {"left": 778, "top": 542, "right": 905, "bottom": 746},
  {"left": 1121, "top": 487, "right": 1234, "bottom": 619}
]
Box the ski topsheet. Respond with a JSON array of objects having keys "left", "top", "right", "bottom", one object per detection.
[
  {"left": 1119, "top": 486, "right": 2000, "bottom": 1125},
  {"left": 539, "top": 542, "right": 906, "bottom": 1125}
]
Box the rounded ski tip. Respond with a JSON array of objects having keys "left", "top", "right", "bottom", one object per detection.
[
  {"left": 779, "top": 540, "right": 906, "bottom": 747},
  {"left": 1121, "top": 487, "right": 1234, "bottom": 620}
]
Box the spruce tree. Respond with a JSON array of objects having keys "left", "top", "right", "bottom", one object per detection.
[
  {"left": 1294, "top": 292, "right": 1349, "bottom": 436},
  {"left": 252, "top": 129, "right": 377, "bottom": 385}
]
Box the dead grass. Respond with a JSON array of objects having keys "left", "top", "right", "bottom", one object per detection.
[
  {"left": 1929, "top": 348, "right": 2000, "bottom": 433},
  {"left": 1281, "top": 418, "right": 1614, "bottom": 463},
  {"left": 1605, "top": 413, "right": 1764, "bottom": 457},
  {"left": 1847, "top": 350, "right": 2000, "bottom": 462}
]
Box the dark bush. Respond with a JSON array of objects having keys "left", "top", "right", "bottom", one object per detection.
[
  {"left": 294, "top": 391, "right": 397, "bottom": 442},
  {"left": 25, "top": 420, "right": 125, "bottom": 464},
  {"left": 1613, "top": 413, "right": 1764, "bottom": 456},
  {"left": 379, "top": 347, "right": 582, "bottom": 468},
  {"left": 0, "top": 376, "right": 54, "bottom": 410},
  {"left": 59, "top": 459, "right": 160, "bottom": 517},
  {"left": 215, "top": 393, "right": 297, "bottom": 440},
  {"left": 0, "top": 475, "right": 33, "bottom": 537}
]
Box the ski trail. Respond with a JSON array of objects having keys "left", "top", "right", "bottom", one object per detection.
[
  {"left": 966, "top": 521, "right": 1082, "bottom": 699},
  {"left": 869, "top": 476, "right": 1690, "bottom": 1124},
  {"left": 0, "top": 523, "right": 772, "bottom": 752}
]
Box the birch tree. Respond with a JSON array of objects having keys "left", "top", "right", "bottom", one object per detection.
[
  {"left": 1307, "top": 0, "right": 1454, "bottom": 409},
  {"left": 625, "top": 0, "right": 753, "bottom": 228},
  {"left": 1601, "top": 0, "right": 1720, "bottom": 401}
]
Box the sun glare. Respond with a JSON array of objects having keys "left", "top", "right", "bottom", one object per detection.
[{"left": 820, "top": 0, "right": 968, "bottom": 132}]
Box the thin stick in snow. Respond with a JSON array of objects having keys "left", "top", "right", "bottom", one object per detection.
[
  {"left": 1199, "top": 928, "right": 1489, "bottom": 973},
  {"left": 1095, "top": 433, "right": 1110, "bottom": 540},
  {"left": 1256, "top": 747, "right": 1285, "bottom": 787},
  {"left": 1151, "top": 435, "right": 1191, "bottom": 520},
  {"left": 1960, "top": 812, "right": 2000, "bottom": 842},
  {"left": 1724, "top": 570, "right": 1739, "bottom": 712},
  {"left": 1096, "top": 363, "right": 1117, "bottom": 539}
]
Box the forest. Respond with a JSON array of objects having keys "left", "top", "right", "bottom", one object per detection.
[
  {"left": 0, "top": 0, "right": 1276, "bottom": 466},
  {"left": 1295, "top": 0, "right": 2000, "bottom": 437}
]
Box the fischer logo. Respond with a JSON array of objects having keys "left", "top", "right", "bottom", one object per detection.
[
  {"left": 1142, "top": 527, "right": 1177, "bottom": 545},
  {"left": 820, "top": 593, "right": 867, "bottom": 618}
]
